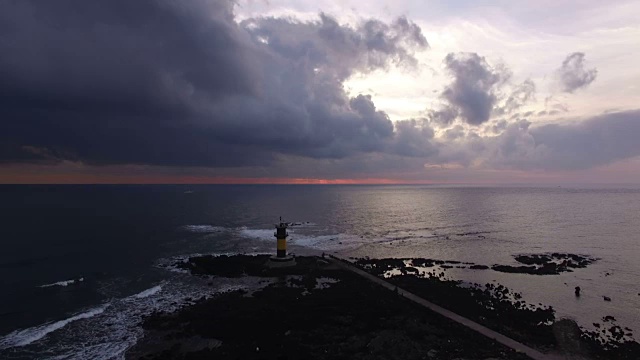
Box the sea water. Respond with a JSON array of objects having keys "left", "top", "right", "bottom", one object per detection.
[{"left": 1, "top": 185, "right": 638, "bottom": 358}]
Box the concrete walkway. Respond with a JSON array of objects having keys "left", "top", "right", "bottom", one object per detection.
[{"left": 328, "top": 255, "right": 552, "bottom": 360}]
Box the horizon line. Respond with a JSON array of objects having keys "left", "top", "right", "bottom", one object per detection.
[
  {"left": 1, "top": 174, "right": 639, "bottom": 186},
  {"left": 2, "top": 181, "right": 639, "bottom": 186}
]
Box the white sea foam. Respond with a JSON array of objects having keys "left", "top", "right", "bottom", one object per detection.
[
  {"left": 0, "top": 305, "right": 108, "bottom": 349},
  {"left": 181, "top": 225, "right": 226, "bottom": 233},
  {"left": 290, "top": 233, "right": 364, "bottom": 250},
  {"left": 47, "top": 341, "right": 131, "bottom": 360},
  {"left": 237, "top": 227, "right": 274, "bottom": 240},
  {"left": 0, "top": 276, "right": 272, "bottom": 359},
  {"left": 236, "top": 225, "right": 371, "bottom": 252},
  {"left": 182, "top": 224, "right": 347, "bottom": 253},
  {"left": 132, "top": 285, "right": 162, "bottom": 299},
  {"left": 287, "top": 221, "right": 317, "bottom": 228},
  {"left": 39, "top": 277, "right": 84, "bottom": 288}
]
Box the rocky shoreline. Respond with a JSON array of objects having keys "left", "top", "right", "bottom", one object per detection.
[
  {"left": 351, "top": 256, "right": 638, "bottom": 359},
  {"left": 352, "top": 253, "right": 598, "bottom": 276},
  {"left": 130, "top": 254, "right": 639, "bottom": 359}
]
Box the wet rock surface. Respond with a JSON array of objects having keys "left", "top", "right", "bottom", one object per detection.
[{"left": 130, "top": 255, "right": 530, "bottom": 360}]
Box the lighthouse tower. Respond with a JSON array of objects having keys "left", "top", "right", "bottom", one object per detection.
[
  {"left": 268, "top": 217, "right": 296, "bottom": 267},
  {"left": 275, "top": 219, "right": 288, "bottom": 258}
]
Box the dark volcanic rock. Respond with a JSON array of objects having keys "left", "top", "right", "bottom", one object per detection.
[
  {"left": 581, "top": 318, "right": 639, "bottom": 359},
  {"left": 146, "top": 254, "right": 638, "bottom": 360},
  {"left": 493, "top": 253, "right": 597, "bottom": 275},
  {"left": 131, "top": 255, "right": 530, "bottom": 360},
  {"left": 176, "top": 254, "right": 324, "bottom": 278},
  {"left": 491, "top": 264, "right": 562, "bottom": 275},
  {"left": 411, "top": 258, "right": 435, "bottom": 268},
  {"left": 355, "top": 253, "right": 597, "bottom": 277}
]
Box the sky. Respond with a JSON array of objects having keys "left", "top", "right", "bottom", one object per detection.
[{"left": 1, "top": 0, "right": 640, "bottom": 184}]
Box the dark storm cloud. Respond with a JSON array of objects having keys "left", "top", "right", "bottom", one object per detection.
[
  {"left": 439, "top": 52, "right": 510, "bottom": 126},
  {"left": 0, "top": 0, "right": 428, "bottom": 166},
  {"left": 0, "top": 0, "right": 257, "bottom": 110},
  {"left": 556, "top": 52, "right": 598, "bottom": 93},
  {"left": 0, "top": 0, "right": 265, "bottom": 166}
]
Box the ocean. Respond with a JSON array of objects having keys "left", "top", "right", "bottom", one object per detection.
[{"left": 0, "top": 185, "right": 639, "bottom": 359}]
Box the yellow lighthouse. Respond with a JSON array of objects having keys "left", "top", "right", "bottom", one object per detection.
[
  {"left": 275, "top": 220, "right": 288, "bottom": 258},
  {"left": 268, "top": 217, "right": 296, "bottom": 267}
]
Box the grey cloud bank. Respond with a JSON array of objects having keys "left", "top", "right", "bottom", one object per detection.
[{"left": 438, "top": 110, "right": 640, "bottom": 172}]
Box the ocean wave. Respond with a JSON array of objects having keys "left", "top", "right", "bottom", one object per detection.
[
  {"left": 132, "top": 285, "right": 162, "bottom": 299},
  {"left": 181, "top": 225, "right": 226, "bottom": 233},
  {"left": 0, "top": 277, "right": 272, "bottom": 359},
  {"left": 183, "top": 223, "right": 487, "bottom": 256},
  {"left": 235, "top": 226, "right": 368, "bottom": 252},
  {"left": 39, "top": 277, "right": 84, "bottom": 288},
  {"left": 47, "top": 341, "right": 131, "bottom": 360},
  {"left": 286, "top": 221, "right": 317, "bottom": 228},
  {"left": 290, "top": 233, "right": 364, "bottom": 251},
  {"left": 0, "top": 305, "right": 108, "bottom": 349},
  {"left": 235, "top": 224, "right": 495, "bottom": 255},
  {"left": 237, "top": 227, "right": 274, "bottom": 240}
]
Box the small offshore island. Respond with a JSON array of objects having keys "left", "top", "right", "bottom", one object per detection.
[{"left": 129, "top": 254, "right": 639, "bottom": 360}]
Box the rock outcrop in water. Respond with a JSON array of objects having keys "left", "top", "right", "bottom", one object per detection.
[
  {"left": 351, "top": 253, "right": 598, "bottom": 276},
  {"left": 491, "top": 253, "right": 598, "bottom": 275}
]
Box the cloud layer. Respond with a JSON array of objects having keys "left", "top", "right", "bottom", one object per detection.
[{"left": 0, "top": 0, "right": 639, "bottom": 182}]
